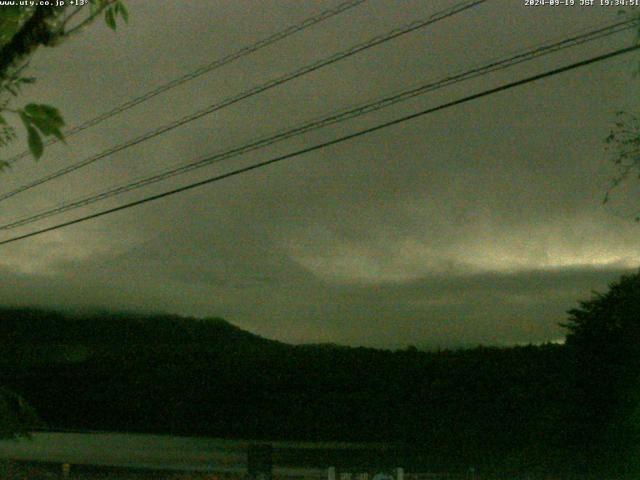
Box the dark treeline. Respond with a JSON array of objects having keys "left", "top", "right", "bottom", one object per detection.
[{"left": 1, "top": 273, "right": 638, "bottom": 477}]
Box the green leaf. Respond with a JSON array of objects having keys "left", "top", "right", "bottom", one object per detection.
[
  {"left": 26, "top": 124, "right": 43, "bottom": 160},
  {"left": 24, "top": 103, "right": 63, "bottom": 124},
  {"left": 116, "top": 1, "right": 129, "bottom": 23},
  {"left": 18, "top": 104, "right": 65, "bottom": 150},
  {"left": 0, "top": 114, "right": 6, "bottom": 126},
  {"left": 19, "top": 111, "right": 31, "bottom": 128},
  {"left": 0, "top": 6, "right": 29, "bottom": 47},
  {"left": 52, "top": 128, "right": 65, "bottom": 143},
  {"left": 105, "top": 7, "right": 117, "bottom": 30},
  {"left": 89, "top": 1, "right": 99, "bottom": 15},
  {"left": 23, "top": 104, "right": 65, "bottom": 136}
]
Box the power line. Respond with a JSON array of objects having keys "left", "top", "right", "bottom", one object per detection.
[
  {"left": 3, "top": 0, "right": 369, "bottom": 166},
  {"left": 1, "top": 43, "right": 637, "bottom": 247},
  {"left": 0, "top": 0, "right": 486, "bottom": 203},
  {"left": 0, "top": 17, "right": 635, "bottom": 231}
]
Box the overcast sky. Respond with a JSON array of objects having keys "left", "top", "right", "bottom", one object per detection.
[{"left": 0, "top": 0, "right": 639, "bottom": 348}]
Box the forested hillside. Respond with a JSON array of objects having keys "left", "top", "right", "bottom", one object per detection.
[{"left": 0, "top": 297, "right": 636, "bottom": 475}]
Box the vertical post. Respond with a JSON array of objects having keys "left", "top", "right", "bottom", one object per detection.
[
  {"left": 328, "top": 466, "right": 336, "bottom": 480},
  {"left": 396, "top": 467, "right": 403, "bottom": 480},
  {"left": 61, "top": 463, "right": 70, "bottom": 478}
]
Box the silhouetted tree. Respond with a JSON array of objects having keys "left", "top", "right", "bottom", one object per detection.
[{"left": 561, "top": 269, "right": 640, "bottom": 474}]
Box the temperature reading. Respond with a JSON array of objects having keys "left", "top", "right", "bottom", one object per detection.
[{"left": 525, "top": 0, "right": 640, "bottom": 5}]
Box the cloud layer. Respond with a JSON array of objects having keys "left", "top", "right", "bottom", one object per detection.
[{"left": 0, "top": 0, "right": 638, "bottom": 347}]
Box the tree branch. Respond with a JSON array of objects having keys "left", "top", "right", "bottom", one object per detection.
[
  {"left": 64, "top": 0, "right": 117, "bottom": 37},
  {"left": 0, "top": 6, "right": 59, "bottom": 80}
]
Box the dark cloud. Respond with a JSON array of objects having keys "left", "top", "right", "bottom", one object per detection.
[{"left": 0, "top": 0, "right": 639, "bottom": 347}]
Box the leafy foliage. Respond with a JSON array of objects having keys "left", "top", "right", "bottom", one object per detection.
[
  {"left": 19, "top": 103, "right": 65, "bottom": 160},
  {"left": 0, "top": 71, "right": 35, "bottom": 98},
  {"left": 102, "top": 0, "right": 128, "bottom": 30},
  {"left": 0, "top": 112, "right": 17, "bottom": 171},
  {"left": 0, "top": 7, "right": 34, "bottom": 48},
  {"left": 0, "top": 2, "right": 127, "bottom": 164},
  {"left": 561, "top": 270, "right": 640, "bottom": 474},
  {"left": 563, "top": 269, "right": 640, "bottom": 349},
  {"left": 602, "top": 13, "right": 640, "bottom": 220},
  {"left": 604, "top": 112, "right": 640, "bottom": 220}
]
